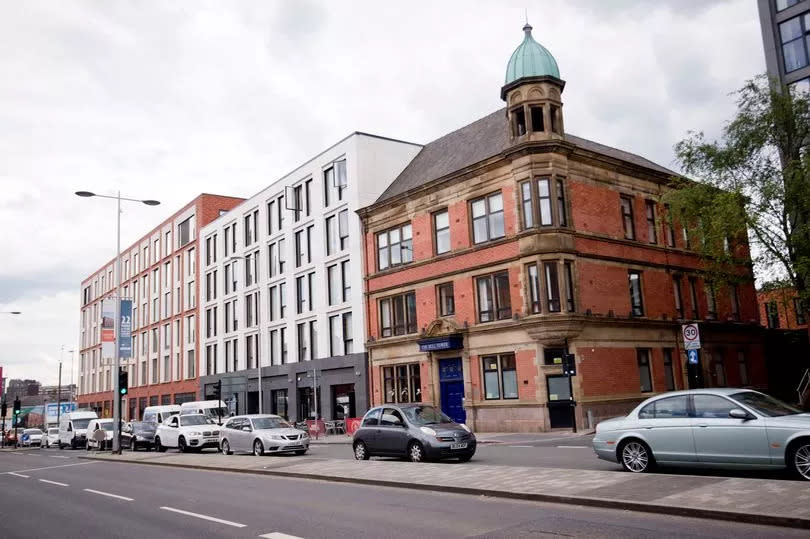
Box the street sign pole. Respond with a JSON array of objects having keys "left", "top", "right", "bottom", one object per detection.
[{"left": 682, "top": 323, "right": 704, "bottom": 389}]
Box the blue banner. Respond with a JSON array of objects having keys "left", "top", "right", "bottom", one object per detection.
[{"left": 119, "top": 299, "right": 132, "bottom": 358}]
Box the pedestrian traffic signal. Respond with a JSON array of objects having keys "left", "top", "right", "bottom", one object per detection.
[
  {"left": 13, "top": 397, "right": 21, "bottom": 416},
  {"left": 562, "top": 354, "right": 577, "bottom": 376},
  {"left": 213, "top": 379, "right": 222, "bottom": 401},
  {"left": 119, "top": 368, "right": 128, "bottom": 396}
]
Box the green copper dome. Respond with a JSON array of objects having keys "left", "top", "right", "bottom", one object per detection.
[{"left": 505, "top": 23, "right": 560, "bottom": 84}]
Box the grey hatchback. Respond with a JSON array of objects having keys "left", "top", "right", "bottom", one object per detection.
[{"left": 353, "top": 404, "right": 476, "bottom": 462}]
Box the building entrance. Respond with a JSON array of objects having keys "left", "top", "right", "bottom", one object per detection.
[{"left": 439, "top": 358, "right": 465, "bottom": 424}]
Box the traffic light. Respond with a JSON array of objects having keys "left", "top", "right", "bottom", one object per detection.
[
  {"left": 562, "top": 354, "right": 577, "bottom": 376},
  {"left": 119, "top": 368, "right": 128, "bottom": 396},
  {"left": 13, "top": 397, "right": 21, "bottom": 416},
  {"left": 1, "top": 399, "right": 6, "bottom": 418},
  {"left": 212, "top": 379, "right": 222, "bottom": 401}
]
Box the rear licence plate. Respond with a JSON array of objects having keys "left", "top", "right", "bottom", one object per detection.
[{"left": 450, "top": 442, "right": 468, "bottom": 450}]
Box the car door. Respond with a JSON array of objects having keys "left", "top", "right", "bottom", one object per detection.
[
  {"left": 359, "top": 408, "right": 382, "bottom": 452},
  {"left": 691, "top": 393, "right": 770, "bottom": 465},
  {"left": 233, "top": 419, "right": 249, "bottom": 452},
  {"left": 164, "top": 416, "right": 180, "bottom": 447},
  {"left": 635, "top": 395, "right": 696, "bottom": 463},
  {"left": 377, "top": 408, "right": 409, "bottom": 456}
]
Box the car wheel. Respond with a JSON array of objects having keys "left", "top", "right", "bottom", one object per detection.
[
  {"left": 408, "top": 441, "right": 425, "bottom": 463},
  {"left": 620, "top": 439, "right": 653, "bottom": 473},
  {"left": 178, "top": 437, "right": 187, "bottom": 453},
  {"left": 155, "top": 437, "right": 166, "bottom": 452},
  {"left": 71, "top": 439, "right": 76, "bottom": 450},
  {"left": 353, "top": 441, "right": 370, "bottom": 460},
  {"left": 221, "top": 439, "right": 232, "bottom": 455},
  {"left": 294, "top": 449, "right": 307, "bottom": 456},
  {"left": 789, "top": 440, "right": 810, "bottom": 481},
  {"left": 253, "top": 439, "right": 264, "bottom": 456},
  {"left": 458, "top": 453, "right": 473, "bottom": 463}
]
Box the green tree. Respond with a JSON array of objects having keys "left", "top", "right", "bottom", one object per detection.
[{"left": 663, "top": 75, "right": 810, "bottom": 309}]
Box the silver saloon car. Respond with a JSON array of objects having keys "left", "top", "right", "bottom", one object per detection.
[
  {"left": 593, "top": 388, "right": 810, "bottom": 480},
  {"left": 219, "top": 414, "right": 309, "bottom": 456}
]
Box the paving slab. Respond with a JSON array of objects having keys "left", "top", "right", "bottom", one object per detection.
[{"left": 79, "top": 451, "right": 810, "bottom": 530}]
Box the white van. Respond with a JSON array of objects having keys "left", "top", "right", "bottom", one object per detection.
[
  {"left": 180, "top": 400, "right": 228, "bottom": 422},
  {"left": 86, "top": 418, "right": 115, "bottom": 451},
  {"left": 58, "top": 410, "right": 98, "bottom": 449},
  {"left": 142, "top": 404, "right": 181, "bottom": 425}
]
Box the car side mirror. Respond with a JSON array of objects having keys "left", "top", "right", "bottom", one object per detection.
[
  {"left": 729, "top": 408, "right": 753, "bottom": 421},
  {"left": 241, "top": 426, "right": 252, "bottom": 432}
]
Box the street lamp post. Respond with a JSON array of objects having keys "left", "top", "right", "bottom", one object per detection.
[
  {"left": 76, "top": 191, "right": 159, "bottom": 453},
  {"left": 225, "top": 255, "right": 264, "bottom": 414}
]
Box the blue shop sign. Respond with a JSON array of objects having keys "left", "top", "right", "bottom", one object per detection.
[{"left": 418, "top": 335, "right": 463, "bottom": 352}]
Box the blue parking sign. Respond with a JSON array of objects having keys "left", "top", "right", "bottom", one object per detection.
[{"left": 688, "top": 349, "right": 699, "bottom": 365}]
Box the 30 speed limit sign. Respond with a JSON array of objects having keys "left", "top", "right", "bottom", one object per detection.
[{"left": 682, "top": 323, "right": 701, "bottom": 350}]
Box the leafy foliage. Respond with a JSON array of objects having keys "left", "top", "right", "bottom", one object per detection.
[{"left": 662, "top": 75, "right": 810, "bottom": 308}]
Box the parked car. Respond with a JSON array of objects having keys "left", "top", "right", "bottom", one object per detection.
[
  {"left": 155, "top": 413, "right": 219, "bottom": 452},
  {"left": 141, "top": 405, "right": 180, "bottom": 425},
  {"left": 122, "top": 421, "right": 156, "bottom": 451},
  {"left": 179, "top": 400, "right": 228, "bottom": 422},
  {"left": 44, "top": 427, "right": 59, "bottom": 448},
  {"left": 219, "top": 414, "right": 309, "bottom": 456},
  {"left": 593, "top": 388, "right": 810, "bottom": 480},
  {"left": 86, "top": 419, "right": 115, "bottom": 451},
  {"left": 352, "top": 404, "right": 476, "bottom": 462},
  {"left": 21, "top": 428, "right": 43, "bottom": 447},
  {"left": 4, "top": 429, "right": 17, "bottom": 446},
  {"left": 58, "top": 410, "right": 98, "bottom": 449}
]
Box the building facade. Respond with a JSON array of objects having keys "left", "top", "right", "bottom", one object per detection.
[
  {"left": 758, "top": 0, "right": 810, "bottom": 90},
  {"left": 77, "top": 194, "right": 244, "bottom": 419},
  {"left": 358, "top": 25, "right": 768, "bottom": 432},
  {"left": 197, "top": 133, "right": 421, "bottom": 421},
  {"left": 758, "top": 285, "right": 808, "bottom": 329}
]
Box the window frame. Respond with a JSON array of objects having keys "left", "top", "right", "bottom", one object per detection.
[
  {"left": 628, "top": 270, "right": 644, "bottom": 317},
  {"left": 379, "top": 291, "right": 417, "bottom": 338},
  {"left": 376, "top": 223, "right": 413, "bottom": 271},
  {"left": 433, "top": 209, "right": 451, "bottom": 255},
  {"left": 645, "top": 200, "right": 657, "bottom": 244},
  {"left": 476, "top": 271, "right": 512, "bottom": 323},
  {"left": 437, "top": 282, "right": 455, "bottom": 317},
  {"left": 471, "top": 191, "right": 505, "bottom": 244},
  {"left": 620, "top": 195, "right": 636, "bottom": 240},
  {"left": 382, "top": 363, "right": 421, "bottom": 404},
  {"left": 482, "top": 354, "right": 518, "bottom": 401},
  {"left": 637, "top": 349, "right": 653, "bottom": 393}
]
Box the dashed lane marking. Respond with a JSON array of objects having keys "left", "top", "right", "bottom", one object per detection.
[
  {"left": 160, "top": 507, "right": 247, "bottom": 528},
  {"left": 39, "top": 479, "right": 69, "bottom": 486},
  {"left": 84, "top": 488, "right": 133, "bottom": 501},
  {"left": 8, "top": 472, "right": 29, "bottom": 478},
  {"left": 557, "top": 445, "right": 589, "bottom": 449},
  {"left": 3, "top": 461, "right": 97, "bottom": 474},
  {"left": 507, "top": 445, "right": 533, "bottom": 448},
  {"left": 259, "top": 533, "right": 306, "bottom": 539},
  {"left": 50, "top": 456, "right": 71, "bottom": 459}
]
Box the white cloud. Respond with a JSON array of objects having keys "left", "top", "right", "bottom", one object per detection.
[{"left": 0, "top": 0, "right": 764, "bottom": 384}]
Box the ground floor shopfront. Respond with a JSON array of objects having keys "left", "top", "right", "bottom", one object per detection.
[
  {"left": 197, "top": 353, "right": 368, "bottom": 422},
  {"left": 367, "top": 317, "right": 768, "bottom": 433}
]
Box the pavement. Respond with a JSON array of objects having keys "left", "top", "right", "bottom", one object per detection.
[
  {"left": 308, "top": 430, "right": 592, "bottom": 445},
  {"left": 76, "top": 447, "right": 810, "bottom": 530},
  {"left": 1, "top": 449, "right": 806, "bottom": 538}
]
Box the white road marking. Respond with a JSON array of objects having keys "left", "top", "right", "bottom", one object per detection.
[
  {"left": 84, "top": 488, "right": 133, "bottom": 501},
  {"left": 50, "top": 456, "right": 71, "bottom": 459},
  {"left": 160, "top": 507, "right": 247, "bottom": 528},
  {"left": 4, "top": 461, "right": 97, "bottom": 474},
  {"left": 8, "top": 472, "right": 29, "bottom": 478},
  {"left": 259, "top": 533, "right": 306, "bottom": 539},
  {"left": 557, "top": 445, "right": 588, "bottom": 449},
  {"left": 39, "top": 479, "right": 69, "bottom": 486},
  {"left": 507, "top": 445, "right": 533, "bottom": 448}
]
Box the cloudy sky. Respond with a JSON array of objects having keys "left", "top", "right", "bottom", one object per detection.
[{"left": 0, "top": 0, "right": 764, "bottom": 387}]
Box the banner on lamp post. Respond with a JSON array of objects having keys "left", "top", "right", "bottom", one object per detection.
[
  {"left": 101, "top": 299, "right": 116, "bottom": 360},
  {"left": 119, "top": 300, "right": 132, "bottom": 359}
]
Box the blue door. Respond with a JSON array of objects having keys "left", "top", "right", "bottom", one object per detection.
[{"left": 439, "top": 358, "right": 466, "bottom": 424}]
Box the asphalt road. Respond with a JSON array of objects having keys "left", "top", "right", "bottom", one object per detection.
[{"left": 0, "top": 448, "right": 805, "bottom": 538}]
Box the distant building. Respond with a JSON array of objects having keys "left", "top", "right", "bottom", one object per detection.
[
  {"left": 40, "top": 384, "right": 77, "bottom": 403},
  {"left": 758, "top": 284, "right": 808, "bottom": 329},
  {"left": 6, "top": 379, "right": 40, "bottom": 398},
  {"left": 77, "top": 193, "right": 244, "bottom": 419},
  {"left": 758, "top": 0, "right": 810, "bottom": 91},
  {"left": 357, "top": 24, "right": 767, "bottom": 432}
]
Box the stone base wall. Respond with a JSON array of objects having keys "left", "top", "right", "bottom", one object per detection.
[{"left": 467, "top": 404, "right": 548, "bottom": 433}]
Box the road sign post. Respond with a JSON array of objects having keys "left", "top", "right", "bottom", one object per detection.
[{"left": 681, "top": 324, "right": 704, "bottom": 389}]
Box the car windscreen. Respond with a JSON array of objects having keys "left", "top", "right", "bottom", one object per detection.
[
  {"left": 180, "top": 415, "right": 208, "bottom": 426},
  {"left": 401, "top": 405, "right": 454, "bottom": 426},
  {"left": 24, "top": 429, "right": 42, "bottom": 435},
  {"left": 204, "top": 407, "right": 228, "bottom": 419},
  {"left": 72, "top": 418, "right": 92, "bottom": 429},
  {"left": 48, "top": 429, "right": 59, "bottom": 435},
  {"left": 252, "top": 417, "right": 292, "bottom": 430},
  {"left": 133, "top": 422, "right": 156, "bottom": 433},
  {"left": 100, "top": 423, "right": 114, "bottom": 431},
  {"left": 731, "top": 391, "right": 802, "bottom": 417}
]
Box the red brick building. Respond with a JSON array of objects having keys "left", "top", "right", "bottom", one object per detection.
[
  {"left": 758, "top": 285, "right": 808, "bottom": 331},
  {"left": 357, "top": 25, "right": 767, "bottom": 432},
  {"left": 78, "top": 193, "right": 244, "bottom": 419}
]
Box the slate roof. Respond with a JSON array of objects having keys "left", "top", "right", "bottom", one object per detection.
[{"left": 376, "top": 108, "right": 678, "bottom": 204}]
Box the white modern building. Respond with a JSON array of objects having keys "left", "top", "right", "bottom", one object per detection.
[{"left": 198, "top": 133, "right": 421, "bottom": 421}]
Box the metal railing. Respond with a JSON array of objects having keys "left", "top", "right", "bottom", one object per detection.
[{"left": 798, "top": 368, "right": 810, "bottom": 407}]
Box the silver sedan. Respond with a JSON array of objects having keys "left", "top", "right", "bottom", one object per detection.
[
  {"left": 593, "top": 388, "right": 810, "bottom": 480},
  {"left": 219, "top": 414, "right": 309, "bottom": 456}
]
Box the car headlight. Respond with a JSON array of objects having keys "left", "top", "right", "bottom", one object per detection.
[
  {"left": 420, "top": 427, "right": 437, "bottom": 436},
  {"left": 211, "top": 431, "right": 219, "bottom": 436},
  {"left": 188, "top": 431, "right": 201, "bottom": 436},
  {"left": 266, "top": 434, "right": 283, "bottom": 440},
  {"left": 460, "top": 423, "right": 471, "bottom": 433}
]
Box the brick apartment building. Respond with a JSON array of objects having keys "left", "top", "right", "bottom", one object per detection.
[
  {"left": 357, "top": 24, "right": 767, "bottom": 432},
  {"left": 758, "top": 285, "right": 808, "bottom": 330},
  {"left": 78, "top": 193, "right": 244, "bottom": 419}
]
